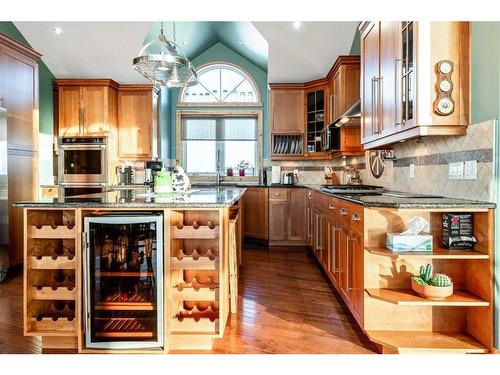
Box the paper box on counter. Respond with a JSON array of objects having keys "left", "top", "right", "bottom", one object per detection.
[{"left": 386, "top": 232, "right": 433, "bottom": 251}]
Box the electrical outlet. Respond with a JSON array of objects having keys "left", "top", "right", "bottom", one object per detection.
[
  {"left": 464, "top": 160, "right": 477, "bottom": 180},
  {"left": 409, "top": 163, "right": 415, "bottom": 178},
  {"left": 448, "top": 161, "right": 464, "bottom": 180}
]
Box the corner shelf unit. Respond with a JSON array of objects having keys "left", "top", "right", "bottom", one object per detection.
[
  {"left": 362, "top": 207, "right": 495, "bottom": 353},
  {"left": 24, "top": 209, "right": 79, "bottom": 337}
]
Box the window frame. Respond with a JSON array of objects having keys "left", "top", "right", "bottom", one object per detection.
[
  {"left": 176, "top": 109, "right": 263, "bottom": 182},
  {"left": 177, "top": 61, "right": 263, "bottom": 108}
]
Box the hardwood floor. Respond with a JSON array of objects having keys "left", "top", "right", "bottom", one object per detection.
[{"left": 0, "top": 245, "right": 376, "bottom": 354}]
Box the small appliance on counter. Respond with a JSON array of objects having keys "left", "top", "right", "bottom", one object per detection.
[
  {"left": 271, "top": 166, "right": 281, "bottom": 184},
  {"left": 282, "top": 171, "right": 298, "bottom": 185},
  {"left": 343, "top": 165, "right": 361, "bottom": 185},
  {"left": 116, "top": 165, "right": 133, "bottom": 185},
  {"left": 145, "top": 161, "right": 164, "bottom": 185},
  {"left": 154, "top": 169, "right": 173, "bottom": 194}
]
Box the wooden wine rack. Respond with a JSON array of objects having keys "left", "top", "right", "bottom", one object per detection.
[
  {"left": 169, "top": 210, "right": 225, "bottom": 347},
  {"left": 24, "top": 209, "right": 79, "bottom": 337}
]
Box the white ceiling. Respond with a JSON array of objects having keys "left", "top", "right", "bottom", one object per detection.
[
  {"left": 14, "top": 21, "right": 358, "bottom": 84},
  {"left": 252, "top": 21, "right": 358, "bottom": 83},
  {"left": 14, "top": 22, "right": 151, "bottom": 83}
]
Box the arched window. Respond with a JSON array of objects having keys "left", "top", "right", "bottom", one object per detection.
[{"left": 179, "top": 63, "right": 260, "bottom": 104}]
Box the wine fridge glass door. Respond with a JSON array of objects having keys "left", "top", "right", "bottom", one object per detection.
[{"left": 83, "top": 214, "right": 163, "bottom": 350}]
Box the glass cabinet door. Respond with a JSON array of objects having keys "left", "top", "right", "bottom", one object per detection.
[
  {"left": 401, "top": 21, "right": 415, "bottom": 126},
  {"left": 83, "top": 214, "right": 163, "bottom": 349}
]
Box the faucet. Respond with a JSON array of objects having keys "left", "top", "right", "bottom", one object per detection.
[{"left": 216, "top": 149, "right": 224, "bottom": 185}]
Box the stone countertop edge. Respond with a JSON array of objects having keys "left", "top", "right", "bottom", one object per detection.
[
  {"left": 14, "top": 188, "right": 247, "bottom": 209},
  {"left": 302, "top": 184, "right": 496, "bottom": 209}
]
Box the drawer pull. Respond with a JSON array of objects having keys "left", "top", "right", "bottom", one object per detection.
[
  {"left": 328, "top": 203, "right": 335, "bottom": 210},
  {"left": 352, "top": 214, "right": 360, "bottom": 222},
  {"left": 339, "top": 208, "right": 347, "bottom": 216},
  {"left": 274, "top": 193, "right": 281, "bottom": 196}
]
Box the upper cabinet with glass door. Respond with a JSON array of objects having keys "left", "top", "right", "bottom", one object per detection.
[{"left": 360, "top": 21, "right": 471, "bottom": 149}]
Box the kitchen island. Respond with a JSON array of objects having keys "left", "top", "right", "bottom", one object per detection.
[{"left": 14, "top": 187, "right": 245, "bottom": 353}]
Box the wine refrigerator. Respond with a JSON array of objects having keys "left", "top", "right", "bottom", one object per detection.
[{"left": 83, "top": 213, "right": 163, "bottom": 349}]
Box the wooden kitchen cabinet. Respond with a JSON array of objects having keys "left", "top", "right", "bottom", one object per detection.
[
  {"left": 243, "top": 187, "right": 269, "bottom": 240},
  {"left": 269, "top": 188, "right": 308, "bottom": 245},
  {"left": 269, "top": 88, "right": 304, "bottom": 134},
  {"left": 328, "top": 56, "right": 361, "bottom": 124},
  {"left": 0, "top": 33, "right": 40, "bottom": 266},
  {"left": 360, "top": 21, "right": 471, "bottom": 149},
  {"left": 118, "top": 84, "right": 159, "bottom": 161},
  {"left": 55, "top": 79, "right": 119, "bottom": 137}
]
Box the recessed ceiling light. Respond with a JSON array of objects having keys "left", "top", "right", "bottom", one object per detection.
[
  {"left": 182, "top": 40, "right": 189, "bottom": 45},
  {"left": 238, "top": 40, "right": 244, "bottom": 45},
  {"left": 53, "top": 26, "right": 63, "bottom": 35},
  {"left": 292, "top": 22, "right": 302, "bottom": 30}
]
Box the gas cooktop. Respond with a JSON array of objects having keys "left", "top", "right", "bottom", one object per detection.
[{"left": 320, "top": 184, "right": 384, "bottom": 194}]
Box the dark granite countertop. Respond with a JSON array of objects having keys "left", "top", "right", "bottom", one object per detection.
[
  {"left": 303, "top": 184, "right": 496, "bottom": 209},
  {"left": 15, "top": 187, "right": 246, "bottom": 208}
]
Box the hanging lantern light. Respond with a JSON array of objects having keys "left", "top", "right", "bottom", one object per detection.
[{"left": 133, "top": 21, "right": 198, "bottom": 87}]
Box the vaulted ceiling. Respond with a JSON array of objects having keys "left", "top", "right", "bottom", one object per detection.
[{"left": 14, "top": 21, "right": 358, "bottom": 84}]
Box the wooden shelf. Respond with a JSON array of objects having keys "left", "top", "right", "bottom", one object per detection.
[
  {"left": 365, "top": 247, "right": 489, "bottom": 259},
  {"left": 29, "top": 256, "right": 76, "bottom": 269},
  {"left": 95, "top": 303, "right": 156, "bottom": 311},
  {"left": 172, "top": 287, "right": 217, "bottom": 301},
  {"left": 171, "top": 256, "right": 217, "bottom": 270},
  {"left": 366, "top": 330, "right": 489, "bottom": 353},
  {"left": 171, "top": 225, "right": 219, "bottom": 239},
  {"left": 29, "top": 225, "right": 75, "bottom": 239},
  {"left": 171, "top": 317, "right": 218, "bottom": 334},
  {"left": 366, "top": 288, "right": 489, "bottom": 306},
  {"left": 96, "top": 271, "right": 154, "bottom": 277},
  {"left": 31, "top": 286, "right": 76, "bottom": 300},
  {"left": 95, "top": 317, "right": 155, "bottom": 338},
  {"left": 29, "top": 317, "right": 76, "bottom": 333}
]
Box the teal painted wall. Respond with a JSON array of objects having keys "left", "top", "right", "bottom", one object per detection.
[
  {"left": 471, "top": 21, "right": 500, "bottom": 348},
  {"left": 349, "top": 29, "right": 361, "bottom": 55},
  {"left": 0, "top": 22, "right": 55, "bottom": 136},
  {"left": 167, "top": 42, "right": 268, "bottom": 160}
]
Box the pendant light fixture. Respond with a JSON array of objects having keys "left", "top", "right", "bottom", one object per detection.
[{"left": 133, "top": 21, "right": 198, "bottom": 87}]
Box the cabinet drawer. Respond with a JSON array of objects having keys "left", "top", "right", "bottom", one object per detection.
[
  {"left": 269, "top": 188, "right": 288, "bottom": 201},
  {"left": 337, "top": 200, "right": 363, "bottom": 233}
]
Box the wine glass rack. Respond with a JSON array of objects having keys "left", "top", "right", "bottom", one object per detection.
[{"left": 25, "top": 209, "right": 79, "bottom": 336}]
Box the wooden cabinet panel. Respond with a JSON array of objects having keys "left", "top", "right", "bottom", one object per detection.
[
  {"left": 379, "top": 21, "right": 400, "bottom": 137},
  {"left": 270, "top": 89, "right": 304, "bottom": 134},
  {"left": 288, "top": 188, "right": 307, "bottom": 241},
  {"left": 351, "top": 232, "right": 364, "bottom": 324},
  {"left": 57, "top": 86, "right": 81, "bottom": 136},
  {"left": 361, "top": 22, "right": 380, "bottom": 144},
  {"left": 326, "top": 219, "right": 341, "bottom": 284},
  {"left": 83, "top": 86, "right": 107, "bottom": 135},
  {"left": 269, "top": 200, "right": 288, "bottom": 241},
  {"left": 243, "top": 187, "right": 268, "bottom": 240},
  {"left": 118, "top": 88, "right": 154, "bottom": 160}
]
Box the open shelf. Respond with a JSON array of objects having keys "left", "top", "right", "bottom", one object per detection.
[
  {"left": 29, "top": 256, "right": 76, "bottom": 269},
  {"left": 29, "top": 316, "right": 76, "bottom": 333},
  {"left": 171, "top": 225, "right": 219, "bottom": 239},
  {"left": 94, "top": 317, "right": 155, "bottom": 338},
  {"left": 96, "top": 292, "right": 156, "bottom": 311},
  {"left": 366, "top": 330, "right": 489, "bottom": 353},
  {"left": 172, "top": 287, "right": 218, "bottom": 301},
  {"left": 29, "top": 225, "right": 76, "bottom": 239},
  {"left": 366, "top": 288, "right": 489, "bottom": 307},
  {"left": 31, "top": 286, "right": 76, "bottom": 300},
  {"left": 365, "top": 247, "right": 489, "bottom": 259}
]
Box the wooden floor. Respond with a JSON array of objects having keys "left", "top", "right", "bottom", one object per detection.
[{"left": 0, "top": 245, "right": 376, "bottom": 354}]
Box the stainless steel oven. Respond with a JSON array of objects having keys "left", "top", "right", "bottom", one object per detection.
[{"left": 59, "top": 136, "right": 107, "bottom": 184}]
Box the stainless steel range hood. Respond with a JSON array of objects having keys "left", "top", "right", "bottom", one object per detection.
[{"left": 330, "top": 99, "right": 361, "bottom": 127}]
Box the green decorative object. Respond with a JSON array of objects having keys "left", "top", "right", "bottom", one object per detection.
[
  {"left": 419, "top": 263, "right": 433, "bottom": 283},
  {"left": 430, "top": 273, "right": 452, "bottom": 287},
  {"left": 411, "top": 276, "right": 428, "bottom": 286},
  {"left": 154, "top": 170, "right": 173, "bottom": 195}
]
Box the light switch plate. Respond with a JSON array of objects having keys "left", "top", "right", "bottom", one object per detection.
[
  {"left": 464, "top": 160, "right": 477, "bottom": 180},
  {"left": 449, "top": 161, "right": 464, "bottom": 180},
  {"left": 409, "top": 163, "right": 415, "bottom": 178}
]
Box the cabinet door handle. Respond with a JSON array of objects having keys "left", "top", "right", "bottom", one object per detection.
[
  {"left": 339, "top": 208, "right": 347, "bottom": 216},
  {"left": 375, "top": 77, "right": 381, "bottom": 135},
  {"left": 274, "top": 192, "right": 281, "bottom": 197},
  {"left": 395, "top": 58, "right": 403, "bottom": 127},
  {"left": 346, "top": 236, "right": 354, "bottom": 292},
  {"left": 370, "top": 77, "right": 375, "bottom": 136},
  {"left": 331, "top": 227, "right": 340, "bottom": 273}
]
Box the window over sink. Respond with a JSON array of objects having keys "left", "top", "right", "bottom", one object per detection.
[{"left": 178, "top": 114, "right": 261, "bottom": 178}]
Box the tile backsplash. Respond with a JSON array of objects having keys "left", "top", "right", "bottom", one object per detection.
[{"left": 266, "top": 119, "right": 496, "bottom": 202}]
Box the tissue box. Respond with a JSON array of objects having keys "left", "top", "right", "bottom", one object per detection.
[{"left": 386, "top": 232, "right": 433, "bottom": 252}]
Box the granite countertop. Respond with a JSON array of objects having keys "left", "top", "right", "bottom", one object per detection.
[
  {"left": 304, "top": 184, "right": 496, "bottom": 209},
  {"left": 15, "top": 187, "right": 246, "bottom": 208}
]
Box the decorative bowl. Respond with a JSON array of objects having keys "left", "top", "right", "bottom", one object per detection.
[{"left": 411, "top": 279, "right": 453, "bottom": 300}]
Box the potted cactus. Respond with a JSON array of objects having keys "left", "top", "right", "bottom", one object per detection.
[{"left": 411, "top": 263, "right": 453, "bottom": 300}]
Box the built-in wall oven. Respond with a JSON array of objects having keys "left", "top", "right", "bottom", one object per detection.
[{"left": 59, "top": 136, "right": 108, "bottom": 184}]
